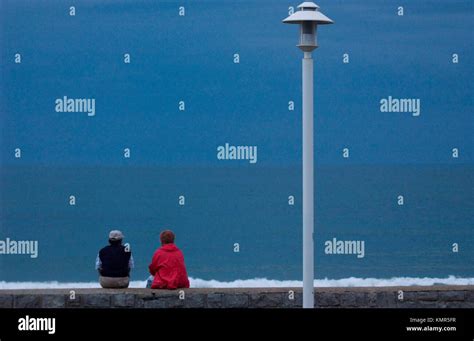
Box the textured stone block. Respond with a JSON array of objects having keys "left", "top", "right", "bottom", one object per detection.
[
  {"left": 223, "top": 294, "right": 249, "bottom": 308},
  {"left": 355, "top": 292, "right": 368, "bottom": 307},
  {"left": 466, "top": 291, "right": 474, "bottom": 302},
  {"left": 207, "top": 293, "right": 224, "bottom": 308},
  {"left": 397, "top": 300, "right": 420, "bottom": 309},
  {"left": 0, "top": 295, "right": 13, "bottom": 308},
  {"left": 113, "top": 294, "right": 135, "bottom": 308},
  {"left": 439, "top": 291, "right": 465, "bottom": 301},
  {"left": 83, "top": 294, "right": 111, "bottom": 308},
  {"left": 249, "top": 293, "right": 283, "bottom": 308},
  {"left": 316, "top": 293, "right": 340, "bottom": 307},
  {"left": 463, "top": 301, "right": 474, "bottom": 308},
  {"left": 443, "top": 301, "right": 468, "bottom": 308},
  {"left": 143, "top": 298, "right": 167, "bottom": 308},
  {"left": 42, "top": 295, "right": 66, "bottom": 308},
  {"left": 367, "top": 291, "right": 377, "bottom": 307},
  {"left": 417, "top": 301, "right": 438, "bottom": 308},
  {"left": 403, "top": 291, "right": 438, "bottom": 302},
  {"left": 417, "top": 291, "right": 439, "bottom": 301},
  {"left": 15, "top": 295, "right": 41, "bottom": 308},
  {"left": 340, "top": 292, "right": 357, "bottom": 307},
  {"left": 184, "top": 293, "right": 205, "bottom": 308},
  {"left": 376, "top": 292, "right": 397, "bottom": 308}
]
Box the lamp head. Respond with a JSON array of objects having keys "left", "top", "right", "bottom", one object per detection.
[{"left": 283, "top": 2, "right": 333, "bottom": 52}]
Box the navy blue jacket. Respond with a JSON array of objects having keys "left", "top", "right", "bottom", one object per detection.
[{"left": 98, "top": 244, "right": 131, "bottom": 278}]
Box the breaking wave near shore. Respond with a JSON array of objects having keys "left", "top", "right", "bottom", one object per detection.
[{"left": 1, "top": 276, "right": 473, "bottom": 289}]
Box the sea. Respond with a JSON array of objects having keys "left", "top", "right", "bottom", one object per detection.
[
  {"left": 0, "top": 165, "right": 473, "bottom": 288},
  {"left": 0, "top": 0, "right": 473, "bottom": 288}
]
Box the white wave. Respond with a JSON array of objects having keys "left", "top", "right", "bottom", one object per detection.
[
  {"left": 1, "top": 275, "right": 473, "bottom": 289},
  {"left": 190, "top": 276, "right": 474, "bottom": 288}
]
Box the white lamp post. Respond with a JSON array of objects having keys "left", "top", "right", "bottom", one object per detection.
[{"left": 283, "top": 2, "right": 333, "bottom": 309}]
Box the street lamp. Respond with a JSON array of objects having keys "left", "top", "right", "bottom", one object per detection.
[{"left": 283, "top": 2, "right": 333, "bottom": 309}]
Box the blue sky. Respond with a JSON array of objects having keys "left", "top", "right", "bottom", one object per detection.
[{"left": 0, "top": 0, "right": 472, "bottom": 165}]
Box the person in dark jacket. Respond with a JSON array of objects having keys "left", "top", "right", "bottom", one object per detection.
[
  {"left": 148, "top": 230, "right": 190, "bottom": 289},
  {"left": 96, "top": 230, "right": 134, "bottom": 288}
]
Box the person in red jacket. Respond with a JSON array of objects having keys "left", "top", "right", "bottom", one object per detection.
[{"left": 148, "top": 230, "right": 190, "bottom": 289}]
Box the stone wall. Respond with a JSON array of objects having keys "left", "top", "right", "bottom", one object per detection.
[{"left": 0, "top": 286, "right": 473, "bottom": 308}]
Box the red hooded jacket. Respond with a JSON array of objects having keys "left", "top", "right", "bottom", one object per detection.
[{"left": 148, "top": 243, "right": 190, "bottom": 289}]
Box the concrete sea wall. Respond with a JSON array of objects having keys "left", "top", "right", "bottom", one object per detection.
[{"left": 0, "top": 286, "right": 473, "bottom": 309}]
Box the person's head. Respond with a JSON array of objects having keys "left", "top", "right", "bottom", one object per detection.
[
  {"left": 160, "top": 230, "right": 175, "bottom": 246},
  {"left": 108, "top": 230, "right": 123, "bottom": 245}
]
